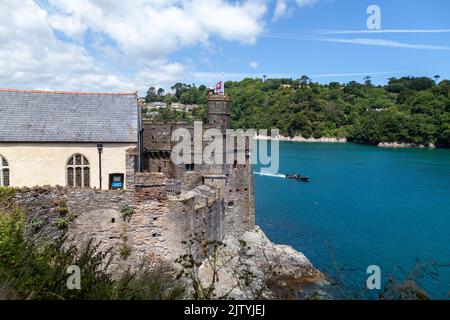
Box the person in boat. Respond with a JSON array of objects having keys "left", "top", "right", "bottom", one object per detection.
[{"left": 286, "top": 173, "right": 309, "bottom": 181}]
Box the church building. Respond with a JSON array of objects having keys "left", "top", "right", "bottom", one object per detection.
[{"left": 0, "top": 89, "right": 140, "bottom": 190}]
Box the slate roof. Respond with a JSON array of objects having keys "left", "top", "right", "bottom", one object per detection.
[{"left": 0, "top": 89, "right": 139, "bottom": 143}]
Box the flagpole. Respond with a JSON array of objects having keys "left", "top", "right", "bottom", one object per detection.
[{"left": 222, "top": 72, "right": 225, "bottom": 96}]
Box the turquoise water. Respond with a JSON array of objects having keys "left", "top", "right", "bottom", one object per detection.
[{"left": 254, "top": 142, "right": 450, "bottom": 299}]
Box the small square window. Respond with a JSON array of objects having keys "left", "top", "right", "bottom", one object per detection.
[
  {"left": 228, "top": 201, "right": 234, "bottom": 207},
  {"left": 185, "top": 164, "right": 195, "bottom": 172},
  {"left": 109, "top": 174, "right": 124, "bottom": 190}
]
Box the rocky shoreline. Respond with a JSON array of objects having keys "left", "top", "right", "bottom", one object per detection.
[
  {"left": 255, "top": 136, "right": 440, "bottom": 149},
  {"left": 255, "top": 135, "right": 347, "bottom": 143},
  {"left": 377, "top": 142, "right": 436, "bottom": 149}
]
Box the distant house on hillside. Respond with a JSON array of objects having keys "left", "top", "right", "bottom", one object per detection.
[
  {"left": 170, "top": 103, "right": 183, "bottom": 111},
  {"left": 170, "top": 103, "right": 198, "bottom": 112},
  {"left": 0, "top": 89, "right": 140, "bottom": 190},
  {"left": 149, "top": 102, "right": 167, "bottom": 109},
  {"left": 183, "top": 104, "right": 197, "bottom": 111}
]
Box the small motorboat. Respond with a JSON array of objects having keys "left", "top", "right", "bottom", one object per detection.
[{"left": 286, "top": 174, "right": 310, "bottom": 182}]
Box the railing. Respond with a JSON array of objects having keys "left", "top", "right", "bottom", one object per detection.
[{"left": 165, "top": 179, "right": 181, "bottom": 195}]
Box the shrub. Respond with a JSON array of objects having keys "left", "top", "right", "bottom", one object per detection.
[
  {"left": 0, "top": 210, "right": 186, "bottom": 300},
  {"left": 30, "top": 218, "right": 43, "bottom": 231},
  {"left": 58, "top": 201, "right": 69, "bottom": 215},
  {"left": 120, "top": 205, "right": 134, "bottom": 221},
  {"left": 119, "top": 242, "right": 131, "bottom": 260},
  {"left": 0, "top": 187, "right": 16, "bottom": 207},
  {"left": 54, "top": 217, "right": 69, "bottom": 230}
]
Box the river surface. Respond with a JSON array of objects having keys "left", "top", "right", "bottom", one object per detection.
[{"left": 254, "top": 142, "right": 450, "bottom": 299}]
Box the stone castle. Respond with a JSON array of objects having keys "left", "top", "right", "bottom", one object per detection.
[
  {"left": 1, "top": 90, "right": 321, "bottom": 298},
  {"left": 0, "top": 89, "right": 322, "bottom": 299},
  {"left": 141, "top": 93, "right": 255, "bottom": 238},
  {"left": 2, "top": 92, "right": 257, "bottom": 271}
]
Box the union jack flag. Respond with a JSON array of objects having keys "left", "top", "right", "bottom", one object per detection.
[{"left": 215, "top": 81, "right": 223, "bottom": 94}]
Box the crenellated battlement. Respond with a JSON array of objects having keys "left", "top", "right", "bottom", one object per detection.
[{"left": 141, "top": 93, "right": 255, "bottom": 238}]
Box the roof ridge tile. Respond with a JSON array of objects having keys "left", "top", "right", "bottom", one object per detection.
[{"left": 0, "top": 88, "right": 137, "bottom": 96}]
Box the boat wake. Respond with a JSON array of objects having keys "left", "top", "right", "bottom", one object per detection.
[{"left": 253, "top": 171, "right": 286, "bottom": 179}]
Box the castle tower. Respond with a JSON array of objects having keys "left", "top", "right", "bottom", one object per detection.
[
  {"left": 205, "top": 93, "right": 255, "bottom": 237},
  {"left": 207, "top": 93, "right": 230, "bottom": 132}
]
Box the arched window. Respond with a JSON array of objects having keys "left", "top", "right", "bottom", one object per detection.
[
  {"left": 0, "top": 155, "right": 9, "bottom": 187},
  {"left": 67, "top": 154, "right": 90, "bottom": 188}
]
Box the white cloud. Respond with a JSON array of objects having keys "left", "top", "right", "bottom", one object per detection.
[
  {"left": 193, "top": 71, "right": 291, "bottom": 83},
  {"left": 322, "top": 38, "right": 450, "bottom": 51},
  {"left": 0, "top": 1, "right": 140, "bottom": 92},
  {"left": 48, "top": 13, "right": 87, "bottom": 39},
  {"left": 320, "top": 29, "right": 450, "bottom": 34},
  {"left": 0, "top": 0, "right": 269, "bottom": 93},
  {"left": 273, "top": 0, "right": 319, "bottom": 21},
  {"left": 295, "top": 0, "right": 319, "bottom": 8},
  {"left": 46, "top": 0, "right": 268, "bottom": 61},
  {"left": 261, "top": 32, "right": 450, "bottom": 52},
  {"left": 249, "top": 61, "right": 259, "bottom": 69},
  {"left": 310, "top": 71, "right": 404, "bottom": 78},
  {"left": 273, "top": 0, "right": 288, "bottom": 21},
  {"left": 136, "top": 62, "right": 187, "bottom": 90}
]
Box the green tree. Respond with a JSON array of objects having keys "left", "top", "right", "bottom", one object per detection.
[{"left": 145, "top": 87, "right": 158, "bottom": 103}]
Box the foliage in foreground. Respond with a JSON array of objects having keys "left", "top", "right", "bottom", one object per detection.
[{"left": 0, "top": 209, "right": 185, "bottom": 300}]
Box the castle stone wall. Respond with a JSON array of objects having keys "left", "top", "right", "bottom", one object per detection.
[
  {"left": 143, "top": 123, "right": 173, "bottom": 152},
  {"left": 7, "top": 175, "right": 224, "bottom": 274},
  {"left": 141, "top": 94, "right": 254, "bottom": 239}
]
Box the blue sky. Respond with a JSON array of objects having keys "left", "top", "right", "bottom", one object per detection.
[
  {"left": 1, "top": 0, "right": 450, "bottom": 94},
  {"left": 191, "top": 0, "right": 450, "bottom": 86}
]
